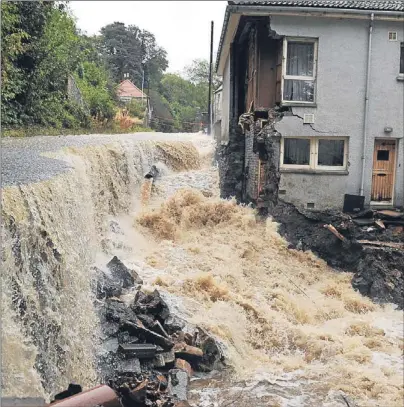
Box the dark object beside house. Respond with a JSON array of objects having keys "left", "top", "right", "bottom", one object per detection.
[{"left": 343, "top": 194, "right": 365, "bottom": 213}]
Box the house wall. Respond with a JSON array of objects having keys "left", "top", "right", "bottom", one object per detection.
[
  {"left": 267, "top": 15, "right": 404, "bottom": 210},
  {"left": 220, "top": 55, "right": 231, "bottom": 145}
]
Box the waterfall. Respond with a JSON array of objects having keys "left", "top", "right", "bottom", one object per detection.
[{"left": 1, "top": 138, "right": 201, "bottom": 400}]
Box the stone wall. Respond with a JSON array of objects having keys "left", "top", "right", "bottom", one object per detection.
[{"left": 218, "top": 119, "right": 245, "bottom": 202}]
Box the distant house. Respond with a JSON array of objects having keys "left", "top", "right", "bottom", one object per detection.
[
  {"left": 116, "top": 79, "right": 151, "bottom": 125},
  {"left": 116, "top": 79, "right": 148, "bottom": 103},
  {"left": 216, "top": 0, "right": 404, "bottom": 211}
]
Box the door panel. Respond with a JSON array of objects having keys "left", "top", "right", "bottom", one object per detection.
[{"left": 371, "top": 139, "right": 396, "bottom": 202}]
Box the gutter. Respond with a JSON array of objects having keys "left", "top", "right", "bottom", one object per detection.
[
  {"left": 360, "top": 12, "right": 374, "bottom": 197},
  {"left": 216, "top": 4, "right": 404, "bottom": 72}
]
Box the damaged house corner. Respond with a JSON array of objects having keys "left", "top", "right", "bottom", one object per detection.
[
  {"left": 214, "top": 1, "right": 404, "bottom": 212},
  {"left": 212, "top": 1, "right": 404, "bottom": 307}
]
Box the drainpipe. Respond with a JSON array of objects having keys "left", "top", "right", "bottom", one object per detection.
[{"left": 359, "top": 12, "right": 374, "bottom": 197}]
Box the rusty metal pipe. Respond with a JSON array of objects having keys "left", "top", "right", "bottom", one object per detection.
[{"left": 47, "top": 385, "right": 121, "bottom": 407}]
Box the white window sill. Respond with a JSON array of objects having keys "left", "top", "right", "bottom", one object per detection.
[
  {"left": 397, "top": 74, "right": 404, "bottom": 82},
  {"left": 280, "top": 168, "right": 348, "bottom": 175},
  {"left": 281, "top": 101, "right": 317, "bottom": 108}
]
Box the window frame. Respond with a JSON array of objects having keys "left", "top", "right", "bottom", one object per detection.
[
  {"left": 281, "top": 137, "right": 313, "bottom": 170},
  {"left": 281, "top": 37, "right": 319, "bottom": 106},
  {"left": 280, "top": 136, "right": 348, "bottom": 172}
]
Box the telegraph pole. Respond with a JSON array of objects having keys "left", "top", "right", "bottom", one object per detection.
[{"left": 207, "top": 20, "right": 214, "bottom": 135}]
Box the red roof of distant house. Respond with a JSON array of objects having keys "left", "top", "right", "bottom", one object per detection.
[{"left": 117, "top": 79, "right": 147, "bottom": 98}]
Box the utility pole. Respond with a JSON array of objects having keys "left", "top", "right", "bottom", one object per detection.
[{"left": 207, "top": 20, "right": 214, "bottom": 135}]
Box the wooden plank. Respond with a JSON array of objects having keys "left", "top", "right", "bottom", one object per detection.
[
  {"left": 357, "top": 240, "right": 404, "bottom": 249},
  {"left": 377, "top": 210, "right": 404, "bottom": 219},
  {"left": 374, "top": 219, "right": 386, "bottom": 230},
  {"left": 323, "top": 224, "right": 348, "bottom": 243}
]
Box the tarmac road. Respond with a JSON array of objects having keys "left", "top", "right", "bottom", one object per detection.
[{"left": 1, "top": 132, "right": 204, "bottom": 187}]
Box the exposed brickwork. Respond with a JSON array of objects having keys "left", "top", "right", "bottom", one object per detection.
[{"left": 245, "top": 125, "right": 260, "bottom": 201}]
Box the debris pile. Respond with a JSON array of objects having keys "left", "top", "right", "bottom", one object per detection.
[
  {"left": 270, "top": 203, "right": 404, "bottom": 308},
  {"left": 89, "top": 256, "right": 224, "bottom": 407}
]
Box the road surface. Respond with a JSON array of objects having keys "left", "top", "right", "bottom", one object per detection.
[{"left": 1, "top": 133, "right": 206, "bottom": 187}]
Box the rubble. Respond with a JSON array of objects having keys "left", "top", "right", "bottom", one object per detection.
[
  {"left": 107, "top": 256, "right": 143, "bottom": 287},
  {"left": 174, "top": 359, "right": 192, "bottom": 378},
  {"left": 94, "top": 256, "right": 142, "bottom": 299},
  {"left": 270, "top": 202, "right": 404, "bottom": 308},
  {"left": 168, "top": 369, "right": 188, "bottom": 401},
  {"left": 89, "top": 256, "right": 224, "bottom": 406}
]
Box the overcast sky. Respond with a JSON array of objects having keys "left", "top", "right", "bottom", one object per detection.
[{"left": 69, "top": 1, "right": 227, "bottom": 74}]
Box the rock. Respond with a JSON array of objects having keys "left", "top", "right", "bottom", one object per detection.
[
  {"left": 137, "top": 313, "right": 157, "bottom": 329},
  {"left": 118, "top": 343, "right": 157, "bottom": 359},
  {"left": 116, "top": 331, "right": 139, "bottom": 344},
  {"left": 184, "top": 333, "right": 194, "bottom": 346},
  {"left": 152, "top": 321, "right": 170, "bottom": 338},
  {"left": 125, "top": 380, "right": 148, "bottom": 404},
  {"left": 104, "top": 299, "right": 135, "bottom": 324},
  {"left": 175, "top": 359, "right": 192, "bottom": 378},
  {"left": 168, "top": 369, "right": 188, "bottom": 401},
  {"left": 156, "top": 374, "right": 168, "bottom": 391},
  {"left": 173, "top": 343, "right": 203, "bottom": 364},
  {"left": 104, "top": 337, "right": 119, "bottom": 353},
  {"left": 93, "top": 266, "right": 123, "bottom": 299},
  {"left": 160, "top": 350, "right": 175, "bottom": 366},
  {"left": 164, "top": 315, "right": 185, "bottom": 335},
  {"left": 102, "top": 321, "right": 120, "bottom": 338},
  {"left": 123, "top": 320, "right": 174, "bottom": 350},
  {"left": 153, "top": 354, "right": 166, "bottom": 368},
  {"left": 107, "top": 256, "right": 142, "bottom": 287},
  {"left": 116, "top": 358, "right": 141, "bottom": 374},
  {"left": 132, "top": 290, "right": 170, "bottom": 322},
  {"left": 199, "top": 336, "right": 224, "bottom": 372}
]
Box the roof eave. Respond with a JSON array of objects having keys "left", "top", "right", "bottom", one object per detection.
[{"left": 216, "top": 3, "right": 404, "bottom": 74}]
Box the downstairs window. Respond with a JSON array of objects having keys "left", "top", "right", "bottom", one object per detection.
[{"left": 281, "top": 137, "right": 348, "bottom": 171}]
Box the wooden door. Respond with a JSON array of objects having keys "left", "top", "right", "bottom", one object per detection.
[{"left": 371, "top": 139, "right": 396, "bottom": 202}]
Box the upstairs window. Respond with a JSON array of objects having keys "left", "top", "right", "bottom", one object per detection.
[
  {"left": 400, "top": 43, "right": 404, "bottom": 74},
  {"left": 282, "top": 38, "right": 318, "bottom": 104}
]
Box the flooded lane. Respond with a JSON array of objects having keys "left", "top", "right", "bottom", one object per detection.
[{"left": 2, "top": 133, "right": 402, "bottom": 406}]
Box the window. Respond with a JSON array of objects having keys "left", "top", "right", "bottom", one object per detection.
[
  {"left": 282, "top": 38, "right": 318, "bottom": 104},
  {"left": 389, "top": 32, "right": 397, "bottom": 41},
  {"left": 318, "top": 139, "right": 345, "bottom": 167},
  {"left": 281, "top": 137, "right": 348, "bottom": 171},
  {"left": 400, "top": 43, "right": 404, "bottom": 74},
  {"left": 283, "top": 138, "right": 310, "bottom": 165}
]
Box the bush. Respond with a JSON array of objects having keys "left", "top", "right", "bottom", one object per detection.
[{"left": 127, "top": 99, "right": 146, "bottom": 119}]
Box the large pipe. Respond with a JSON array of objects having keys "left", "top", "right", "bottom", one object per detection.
[
  {"left": 47, "top": 385, "right": 120, "bottom": 407},
  {"left": 360, "top": 12, "right": 374, "bottom": 197}
]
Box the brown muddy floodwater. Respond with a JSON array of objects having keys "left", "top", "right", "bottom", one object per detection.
[{"left": 1, "top": 134, "right": 403, "bottom": 406}]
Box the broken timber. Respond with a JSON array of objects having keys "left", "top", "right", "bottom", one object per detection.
[
  {"left": 323, "top": 224, "right": 348, "bottom": 243},
  {"left": 357, "top": 240, "right": 404, "bottom": 249}
]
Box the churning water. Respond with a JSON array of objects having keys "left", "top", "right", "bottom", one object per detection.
[{"left": 1, "top": 134, "right": 402, "bottom": 406}]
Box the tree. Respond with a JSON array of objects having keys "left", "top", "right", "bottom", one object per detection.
[
  {"left": 99, "top": 22, "right": 144, "bottom": 86},
  {"left": 156, "top": 73, "right": 208, "bottom": 132},
  {"left": 184, "top": 58, "right": 222, "bottom": 91},
  {"left": 139, "top": 30, "right": 168, "bottom": 88},
  {"left": 98, "top": 23, "right": 168, "bottom": 90}
]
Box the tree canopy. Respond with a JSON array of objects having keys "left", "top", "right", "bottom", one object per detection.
[{"left": 1, "top": 3, "right": 214, "bottom": 134}]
